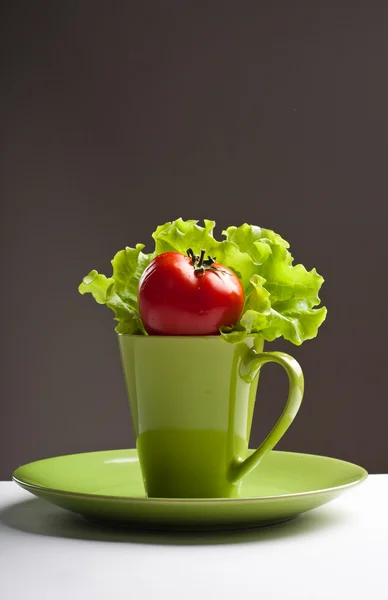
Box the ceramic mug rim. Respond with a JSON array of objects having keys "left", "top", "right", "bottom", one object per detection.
[{"left": 117, "top": 333, "right": 262, "bottom": 341}]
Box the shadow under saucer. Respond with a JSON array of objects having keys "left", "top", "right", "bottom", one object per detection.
[{"left": 0, "top": 496, "right": 351, "bottom": 546}]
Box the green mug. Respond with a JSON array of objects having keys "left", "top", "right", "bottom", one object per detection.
[{"left": 118, "top": 334, "right": 304, "bottom": 499}]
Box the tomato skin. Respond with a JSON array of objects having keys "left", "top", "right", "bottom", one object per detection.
[{"left": 138, "top": 252, "right": 244, "bottom": 336}]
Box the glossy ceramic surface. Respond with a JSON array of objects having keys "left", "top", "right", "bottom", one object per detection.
[
  {"left": 13, "top": 450, "right": 367, "bottom": 531},
  {"left": 118, "top": 335, "right": 304, "bottom": 498}
]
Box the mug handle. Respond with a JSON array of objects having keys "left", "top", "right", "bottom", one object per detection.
[{"left": 229, "top": 349, "right": 304, "bottom": 483}]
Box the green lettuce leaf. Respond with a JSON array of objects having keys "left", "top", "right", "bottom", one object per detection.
[
  {"left": 79, "top": 219, "right": 326, "bottom": 344},
  {"left": 78, "top": 270, "right": 114, "bottom": 304},
  {"left": 152, "top": 218, "right": 254, "bottom": 287},
  {"left": 222, "top": 223, "right": 327, "bottom": 344},
  {"left": 78, "top": 245, "right": 152, "bottom": 334}
]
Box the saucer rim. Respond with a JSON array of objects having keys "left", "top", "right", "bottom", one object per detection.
[{"left": 12, "top": 449, "right": 368, "bottom": 505}]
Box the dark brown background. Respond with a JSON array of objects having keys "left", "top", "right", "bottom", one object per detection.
[{"left": 1, "top": 1, "right": 387, "bottom": 479}]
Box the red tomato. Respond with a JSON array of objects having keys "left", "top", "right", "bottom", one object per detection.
[{"left": 138, "top": 249, "right": 244, "bottom": 336}]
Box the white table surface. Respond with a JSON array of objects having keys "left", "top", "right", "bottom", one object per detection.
[{"left": 0, "top": 476, "right": 387, "bottom": 600}]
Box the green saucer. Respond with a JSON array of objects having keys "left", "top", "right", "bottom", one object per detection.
[{"left": 13, "top": 450, "right": 367, "bottom": 531}]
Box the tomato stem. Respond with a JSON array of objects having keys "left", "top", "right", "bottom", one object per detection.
[
  {"left": 186, "top": 248, "right": 221, "bottom": 276},
  {"left": 198, "top": 250, "right": 205, "bottom": 268}
]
